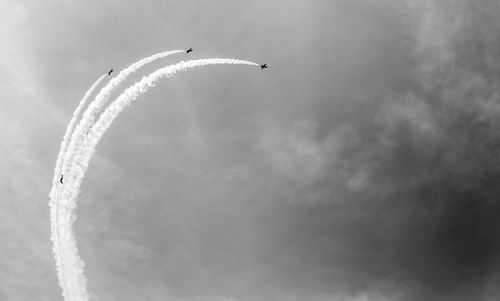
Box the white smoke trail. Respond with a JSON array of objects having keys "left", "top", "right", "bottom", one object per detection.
[
  {"left": 62, "top": 50, "right": 184, "bottom": 177},
  {"left": 50, "top": 50, "right": 184, "bottom": 300},
  {"left": 49, "top": 74, "right": 107, "bottom": 197},
  {"left": 48, "top": 73, "right": 106, "bottom": 298},
  {"left": 53, "top": 58, "right": 258, "bottom": 300},
  {"left": 82, "top": 59, "right": 258, "bottom": 166}
]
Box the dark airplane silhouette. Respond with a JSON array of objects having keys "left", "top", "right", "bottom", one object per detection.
[
  {"left": 108, "top": 69, "right": 113, "bottom": 75},
  {"left": 260, "top": 64, "right": 268, "bottom": 70},
  {"left": 60, "top": 174, "right": 64, "bottom": 184},
  {"left": 186, "top": 48, "right": 193, "bottom": 54}
]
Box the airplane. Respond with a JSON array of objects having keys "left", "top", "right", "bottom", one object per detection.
[
  {"left": 108, "top": 69, "right": 113, "bottom": 75},
  {"left": 186, "top": 48, "right": 193, "bottom": 54},
  {"left": 260, "top": 64, "right": 268, "bottom": 70},
  {"left": 60, "top": 174, "right": 64, "bottom": 184}
]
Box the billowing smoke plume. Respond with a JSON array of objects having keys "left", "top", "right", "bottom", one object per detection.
[{"left": 50, "top": 56, "right": 258, "bottom": 300}]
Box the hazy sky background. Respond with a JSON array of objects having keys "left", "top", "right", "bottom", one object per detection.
[{"left": 2, "top": 0, "right": 500, "bottom": 300}]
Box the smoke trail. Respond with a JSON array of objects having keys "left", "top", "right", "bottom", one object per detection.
[
  {"left": 89, "top": 58, "right": 258, "bottom": 141},
  {"left": 62, "top": 50, "right": 184, "bottom": 178},
  {"left": 50, "top": 50, "right": 184, "bottom": 300},
  {"left": 53, "top": 58, "right": 258, "bottom": 300},
  {"left": 48, "top": 73, "right": 106, "bottom": 298},
  {"left": 49, "top": 74, "right": 107, "bottom": 197}
]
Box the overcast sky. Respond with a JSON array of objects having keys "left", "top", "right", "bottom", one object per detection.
[{"left": 2, "top": 0, "right": 500, "bottom": 300}]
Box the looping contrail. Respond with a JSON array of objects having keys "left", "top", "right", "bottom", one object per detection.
[{"left": 50, "top": 55, "right": 258, "bottom": 300}]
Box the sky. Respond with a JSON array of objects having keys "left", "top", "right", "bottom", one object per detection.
[{"left": 1, "top": 0, "right": 500, "bottom": 300}]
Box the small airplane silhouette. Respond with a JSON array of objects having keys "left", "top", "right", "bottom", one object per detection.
[
  {"left": 60, "top": 174, "right": 64, "bottom": 184},
  {"left": 108, "top": 69, "right": 113, "bottom": 75},
  {"left": 186, "top": 48, "right": 193, "bottom": 54},
  {"left": 260, "top": 64, "right": 268, "bottom": 70}
]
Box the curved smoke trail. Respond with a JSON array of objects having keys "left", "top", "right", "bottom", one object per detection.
[
  {"left": 62, "top": 50, "right": 184, "bottom": 178},
  {"left": 50, "top": 50, "right": 184, "bottom": 300},
  {"left": 86, "top": 59, "right": 258, "bottom": 148},
  {"left": 48, "top": 73, "right": 106, "bottom": 297},
  {"left": 49, "top": 74, "right": 107, "bottom": 198},
  {"left": 51, "top": 58, "right": 258, "bottom": 300}
]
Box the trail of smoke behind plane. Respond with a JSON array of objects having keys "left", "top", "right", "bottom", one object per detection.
[
  {"left": 52, "top": 58, "right": 258, "bottom": 301},
  {"left": 48, "top": 73, "right": 106, "bottom": 299},
  {"left": 50, "top": 50, "right": 183, "bottom": 300},
  {"left": 62, "top": 50, "right": 184, "bottom": 178}
]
